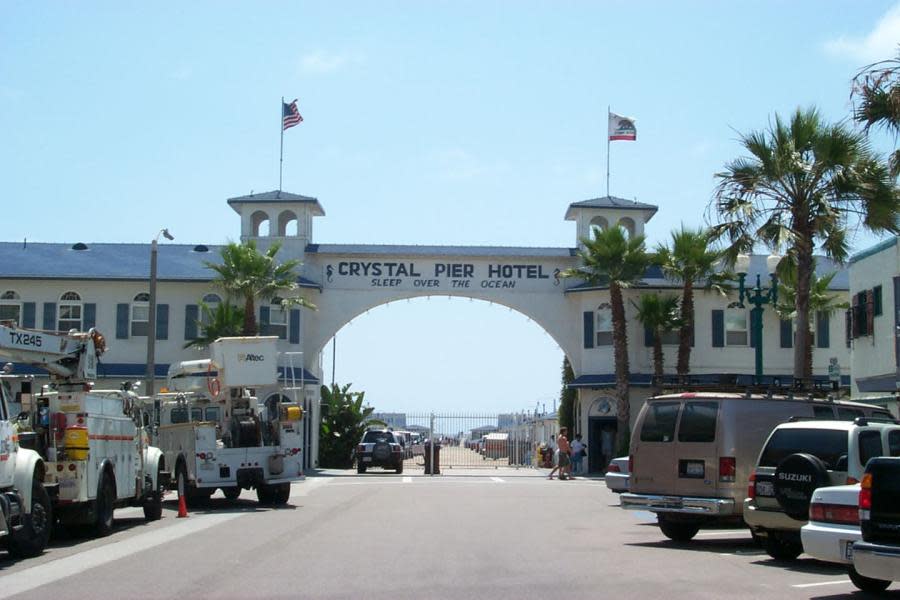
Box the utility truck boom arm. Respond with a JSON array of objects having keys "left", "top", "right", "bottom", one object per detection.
[{"left": 0, "top": 324, "right": 104, "bottom": 380}]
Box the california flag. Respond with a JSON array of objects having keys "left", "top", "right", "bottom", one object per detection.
[{"left": 608, "top": 112, "right": 637, "bottom": 141}]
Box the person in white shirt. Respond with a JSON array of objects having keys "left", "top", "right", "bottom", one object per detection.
[{"left": 570, "top": 434, "right": 585, "bottom": 475}]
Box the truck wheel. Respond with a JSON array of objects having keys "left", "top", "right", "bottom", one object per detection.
[
  {"left": 94, "top": 474, "right": 116, "bottom": 537},
  {"left": 658, "top": 516, "right": 700, "bottom": 542},
  {"left": 256, "top": 484, "right": 275, "bottom": 505},
  {"left": 223, "top": 487, "right": 241, "bottom": 501},
  {"left": 396, "top": 462, "right": 404, "bottom": 474},
  {"left": 143, "top": 465, "right": 163, "bottom": 521},
  {"left": 848, "top": 565, "right": 891, "bottom": 592},
  {"left": 7, "top": 480, "right": 51, "bottom": 558},
  {"left": 272, "top": 483, "right": 291, "bottom": 505},
  {"left": 764, "top": 532, "right": 802, "bottom": 561}
]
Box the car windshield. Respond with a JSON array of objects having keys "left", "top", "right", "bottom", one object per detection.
[
  {"left": 758, "top": 429, "right": 848, "bottom": 469},
  {"left": 363, "top": 431, "right": 394, "bottom": 444}
]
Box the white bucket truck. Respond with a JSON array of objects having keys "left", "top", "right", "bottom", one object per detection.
[
  {"left": 0, "top": 324, "right": 167, "bottom": 539},
  {"left": 153, "top": 336, "right": 304, "bottom": 506}
]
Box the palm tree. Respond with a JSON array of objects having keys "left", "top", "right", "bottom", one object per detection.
[
  {"left": 654, "top": 226, "right": 729, "bottom": 377},
  {"left": 205, "top": 241, "right": 314, "bottom": 335},
  {"left": 561, "top": 225, "right": 652, "bottom": 451},
  {"left": 183, "top": 302, "right": 244, "bottom": 349},
  {"left": 633, "top": 293, "right": 683, "bottom": 395},
  {"left": 711, "top": 106, "right": 900, "bottom": 381},
  {"left": 319, "top": 383, "right": 385, "bottom": 468},
  {"left": 852, "top": 49, "right": 900, "bottom": 176},
  {"left": 775, "top": 265, "right": 849, "bottom": 378}
]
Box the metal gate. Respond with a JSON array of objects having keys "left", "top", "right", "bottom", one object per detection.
[{"left": 377, "top": 412, "right": 558, "bottom": 470}]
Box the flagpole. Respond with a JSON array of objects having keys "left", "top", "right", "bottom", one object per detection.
[
  {"left": 606, "top": 105, "right": 611, "bottom": 197},
  {"left": 279, "top": 96, "right": 284, "bottom": 192}
]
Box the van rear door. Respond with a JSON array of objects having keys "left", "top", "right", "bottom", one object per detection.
[
  {"left": 630, "top": 400, "right": 681, "bottom": 494},
  {"left": 673, "top": 400, "right": 721, "bottom": 497}
]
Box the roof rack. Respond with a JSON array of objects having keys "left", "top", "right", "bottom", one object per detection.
[
  {"left": 657, "top": 377, "right": 843, "bottom": 400},
  {"left": 853, "top": 416, "right": 900, "bottom": 426}
]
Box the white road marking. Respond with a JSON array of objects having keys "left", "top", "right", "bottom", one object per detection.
[
  {"left": 0, "top": 513, "right": 243, "bottom": 597},
  {"left": 791, "top": 580, "right": 851, "bottom": 588},
  {"left": 403, "top": 476, "right": 412, "bottom": 483},
  {"left": 694, "top": 531, "right": 750, "bottom": 537},
  {"left": 490, "top": 477, "right": 505, "bottom": 483}
]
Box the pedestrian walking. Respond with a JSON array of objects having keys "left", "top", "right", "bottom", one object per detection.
[
  {"left": 548, "top": 427, "right": 572, "bottom": 480},
  {"left": 570, "top": 434, "right": 585, "bottom": 475}
]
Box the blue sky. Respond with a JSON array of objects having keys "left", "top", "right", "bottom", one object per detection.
[{"left": 2, "top": 2, "right": 899, "bottom": 412}]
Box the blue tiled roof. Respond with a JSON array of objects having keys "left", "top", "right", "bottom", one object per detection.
[{"left": 0, "top": 242, "right": 320, "bottom": 288}]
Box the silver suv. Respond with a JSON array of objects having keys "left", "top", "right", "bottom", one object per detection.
[{"left": 745, "top": 418, "right": 900, "bottom": 560}]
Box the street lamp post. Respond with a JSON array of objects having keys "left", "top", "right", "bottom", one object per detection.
[
  {"left": 735, "top": 253, "right": 781, "bottom": 384},
  {"left": 146, "top": 228, "right": 174, "bottom": 397}
]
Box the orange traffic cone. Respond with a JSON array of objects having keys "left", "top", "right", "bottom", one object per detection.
[{"left": 177, "top": 493, "right": 188, "bottom": 518}]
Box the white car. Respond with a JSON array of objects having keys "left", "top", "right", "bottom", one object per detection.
[
  {"left": 605, "top": 457, "right": 630, "bottom": 493},
  {"left": 801, "top": 484, "right": 861, "bottom": 564}
]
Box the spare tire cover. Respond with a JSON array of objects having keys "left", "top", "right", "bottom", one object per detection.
[
  {"left": 373, "top": 443, "right": 390, "bottom": 460},
  {"left": 774, "top": 453, "right": 829, "bottom": 520}
]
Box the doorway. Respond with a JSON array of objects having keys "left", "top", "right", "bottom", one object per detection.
[{"left": 588, "top": 417, "right": 617, "bottom": 473}]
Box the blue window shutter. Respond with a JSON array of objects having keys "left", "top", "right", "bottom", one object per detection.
[
  {"left": 116, "top": 304, "right": 129, "bottom": 339},
  {"left": 711, "top": 310, "right": 724, "bottom": 348},
  {"left": 583, "top": 311, "right": 594, "bottom": 349},
  {"left": 780, "top": 319, "right": 793, "bottom": 348},
  {"left": 43, "top": 303, "right": 56, "bottom": 331},
  {"left": 845, "top": 309, "right": 851, "bottom": 348},
  {"left": 184, "top": 304, "right": 199, "bottom": 341},
  {"left": 817, "top": 311, "right": 830, "bottom": 348},
  {"left": 83, "top": 303, "right": 96, "bottom": 329},
  {"left": 643, "top": 325, "right": 653, "bottom": 347},
  {"left": 22, "top": 302, "right": 36, "bottom": 328},
  {"left": 259, "top": 306, "right": 270, "bottom": 335},
  {"left": 156, "top": 304, "right": 169, "bottom": 340},
  {"left": 289, "top": 309, "right": 301, "bottom": 344}
]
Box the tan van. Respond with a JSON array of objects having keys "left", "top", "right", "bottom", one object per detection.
[{"left": 620, "top": 392, "right": 891, "bottom": 542}]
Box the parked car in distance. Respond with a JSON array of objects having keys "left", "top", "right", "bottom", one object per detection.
[
  {"left": 851, "top": 456, "right": 900, "bottom": 592},
  {"left": 605, "top": 457, "right": 630, "bottom": 494},
  {"left": 357, "top": 429, "right": 405, "bottom": 474},
  {"left": 745, "top": 418, "right": 900, "bottom": 561},
  {"left": 622, "top": 392, "right": 892, "bottom": 543},
  {"left": 800, "top": 484, "right": 861, "bottom": 565}
]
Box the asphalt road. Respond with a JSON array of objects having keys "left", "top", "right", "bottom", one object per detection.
[{"left": 0, "top": 468, "right": 892, "bottom": 600}]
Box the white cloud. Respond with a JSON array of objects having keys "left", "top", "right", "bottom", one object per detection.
[
  {"left": 300, "top": 50, "right": 364, "bottom": 74},
  {"left": 824, "top": 3, "right": 900, "bottom": 62}
]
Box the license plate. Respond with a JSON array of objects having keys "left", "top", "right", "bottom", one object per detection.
[
  {"left": 843, "top": 540, "right": 854, "bottom": 560},
  {"left": 756, "top": 481, "right": 774, "bottom": 496},
  {"left": 59, "top": 478, "right": 77, "bottom": 489},
  {"left": 362, "top": 457, "right": 372, "bottom": 462},
  {"left": 686, "top": 462, "right": 704, "bottom": 476}
]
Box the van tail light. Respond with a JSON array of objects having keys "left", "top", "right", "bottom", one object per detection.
[
  {"left": 357, "top": 444, "right": 365, "bottom": 454},
  {"left": 629, "top": 455, "right": 633, "bottom": 475},
  {"left": 719, "top": 457, "right": 736, "bottom": 483},
  {"left": 859, "top": 473, "right": 873, "bottom": 520},
  {"left": 607, "top": 463, "right": 621, "bottom": 473},
  {"left": 747, "top": 471, "right": 756, "bottom": 500},
  {"left": 810, "top": 502, "right": 859, "bottom": 525}
]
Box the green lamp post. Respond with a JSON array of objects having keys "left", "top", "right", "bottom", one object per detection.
[{"left": 735, "top": 253, "right": 781, "bottom": 384}]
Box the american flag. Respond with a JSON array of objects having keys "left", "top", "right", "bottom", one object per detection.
[{"left": 282, "top": 99, "right": 303, "bottom": 131}]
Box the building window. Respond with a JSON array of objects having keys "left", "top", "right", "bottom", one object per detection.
[
  {"left": 873, "top": 285, "right": 883, "bottom": 316},
  {"left": 595, "top": 304, "right": 613, "bottom": 346},
  {"left": 58, "top": 291, "right": 82, "bottom": 332},
  {"left": 131, "top": 293, "right": 150, "bottom": 337},
  {"left": 267, "top": 299, "right": 288, "bottom": 339},
  {"left": 0, "top": 291, "right": 21, "bottom": 324},
  {"left": 200, "top": 293, "right": 222, "bottom": 326},
  {"left": 725, "top": 309, "right": 748, "bottom": 346}
]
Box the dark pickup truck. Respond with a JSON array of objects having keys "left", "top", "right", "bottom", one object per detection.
[{"left": 851, "top": 457, "right": 900, "bottom": 592}]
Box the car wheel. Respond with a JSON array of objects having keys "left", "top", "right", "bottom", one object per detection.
[
  {"left": 142, "top": 464, "right": 163, "bottom": 521},
  {"left": 7, "top": 479, "right": 52, "bottom": 558},
  {"left": 222, "top": 487, "right": 241, "bottom": 501},
  {"left": 764, "top": 532, "right": 802, "bottom": 561},
  {"left": 657, "top": 517, "right": 699, "bottom": 542},
  {"left": 848, "top": 565, "right": 891, "bottom": 592},
  {"left": 396, "top": 462, "right": 404, "bottom": 474},
  {"left": 94, "top": 473, "right": 116, "bottom": 538}
]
